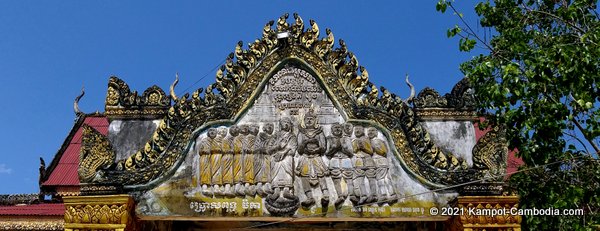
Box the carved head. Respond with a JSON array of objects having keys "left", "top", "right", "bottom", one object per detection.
[
  {"left": 367, "top": 127, "right": 378, "bottom": 139},
  {"left": 240, "top": 124, "right": 249, "bottom": 135},
  {"left": 207, "top": 128, "right": 217, "bottom": 139},
  {"left": 331, "top": 123, "right": 342, "bottom": 137},
  {"left": 354, "top": 126, "right": 364, "bottom": 138},
  {"left": 263, "top": 123, "right": 274, "bottom": 135},
  {"left": 218, "top": 127, "right": 227, "bottom": 138},
  {"left": 250, "top": 124, "right": 259, "bottom": 135},
  {"left": 280, "top": 117, "right": 293, "bottom": 132},
  {"left": 303, "top": 108, "right": 318, "bottom": 128},
  {"left": 343, "top": 123, "right": 353, "bottom": 136},
  {"left": 229, "top": 125, "right": 239, "bottom": 137}
]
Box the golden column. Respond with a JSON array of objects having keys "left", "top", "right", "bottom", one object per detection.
[
  {"left": 63, "top": 194, "right": 136, "bottom": 231},
  {"left": 448, "top": 195, "right": 521, "bottom": 231}
]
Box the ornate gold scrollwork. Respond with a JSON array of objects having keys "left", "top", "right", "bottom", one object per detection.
[
  {"left": 450, "top": 196, "right": 522, "bottom": 231},
  {"left": 86, "top": 13, "right": 499, "bottom": 190},
  {"left": 63, "top": 195, "right": 135, "bottom": 231},
  {"left": 79, "top": 124, "right": 115, "bottom": 183},
  {"left": 105, "top": 76, "right": 170, "bottom": 120},
  {"left": 473, "top": 126, "right": 508, "bottom": 179}
]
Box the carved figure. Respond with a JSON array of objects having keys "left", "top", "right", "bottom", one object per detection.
[
  {"left": 243, "top": 124, "right": 258, "bottom": 196},
  {"left": 296, "top": 109, "right": 329, "bottom": 208},
  {"left": 265, "top": 117, "right": 300, "bottom": 216},
  {"left": 255, "top": 123, "right": 275, "bottom": 197},
  {"left": 368, "top": 127, "right": 397, "bottom": 204},
  {"left": 269, "top": 117, "right": 297, "bottom": 198},
  {"left": 232, "top": 125, "right": 245, "bottom": 196},
  {"left": 197, "top": 128, "right": 217, "bottom": 196},
  {"left": 221, "top": 126, "right": 236, "bottom": 197},
  {"left": 351, "top": 125, "right": 377, "bottom": 205},
  {"left": 209, "top": 128, "right": 226, "bottom": 197},
  {"left": 326, "top": 123, "right": 354, "bottom": 209}
]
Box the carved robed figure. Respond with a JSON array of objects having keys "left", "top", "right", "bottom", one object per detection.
[{"left": 296, "top": 109, "right": 329, "bottom": 208}]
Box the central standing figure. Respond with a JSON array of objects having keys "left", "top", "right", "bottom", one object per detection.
[
  {"left": 269, "top": 117, "right": 297, "bottom": 199},
  {"left": 296, "top": 108, "right": 329, "bottom": 208}
]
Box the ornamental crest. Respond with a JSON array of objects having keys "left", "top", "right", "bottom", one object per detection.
[{"left": 78, "top": 13, "right": 508, "bottom": 219}]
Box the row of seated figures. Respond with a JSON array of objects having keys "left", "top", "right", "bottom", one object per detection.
[{"left": 194, "top": 110, "right": 398, "bottom": 210}]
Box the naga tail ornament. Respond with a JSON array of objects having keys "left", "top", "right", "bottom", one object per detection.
[{"left": 79, "top": 124, "right": 115, "bottom": 183}]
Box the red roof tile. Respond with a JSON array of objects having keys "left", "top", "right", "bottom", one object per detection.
[
  {"left": 0, "top": 203, "right": 65, "bottom": 216},
  {"left": 42, "top": 115, "right": 108, "bottom": 187}
]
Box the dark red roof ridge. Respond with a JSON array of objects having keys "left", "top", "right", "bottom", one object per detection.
[{"left": 0, "top": 203, "right": 65, "bottom": 216}]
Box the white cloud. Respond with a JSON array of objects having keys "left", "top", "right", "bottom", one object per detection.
[{"left": 0, "top": 164, "right": 12, "bottom": 174}]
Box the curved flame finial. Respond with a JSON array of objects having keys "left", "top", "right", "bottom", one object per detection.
[
  {"left": 170, "top": 73, "right": 179, "bottom": 101},
  {"left": 74, "top": 86, "right": 85, "bottom": 116},
  {"left": 405, "top": 74, "right": 415, "bottom": 104}
]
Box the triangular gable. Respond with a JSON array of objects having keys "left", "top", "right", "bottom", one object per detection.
[{"left": 78, "top": 14, "right": 506, "bottom": 200}]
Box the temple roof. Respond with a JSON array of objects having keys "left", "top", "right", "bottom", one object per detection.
[
  {"left": 42, "top": 115, "right": 108, "bottom": 187},
  {"left": 0, "top": 204, "right": 65, "bottom": 216}
]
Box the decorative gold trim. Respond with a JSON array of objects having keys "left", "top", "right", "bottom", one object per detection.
[
  {"left": 105, "top": 77, "right": 170, "bottom": 120},
  {"left": 105, "top": 108, "right": 167, "bottom": 120},
  {"left": 452, "top": 196, "right": 522, "bottom": 231},
  {"left": 0, "top": 220, "right": 64, "bottom": 231},
  {"left": 416, "top": 108, "right": 478, "bottom": 121},
  {"left": 63, "top": 195, "right": 135, "bottom": 231}
]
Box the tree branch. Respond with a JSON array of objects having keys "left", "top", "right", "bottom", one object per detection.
[
  {"left": 571, "top": 118, "right": 600, "bottom": 154},
  {"left": 564, "top": 131, "right": 591, "bottom": 155},
  {"left": 448, "top": 2, "right": 494, "bottom": 51}
]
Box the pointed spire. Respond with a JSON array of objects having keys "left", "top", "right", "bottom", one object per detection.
[
  {"left": 170, "top": 73, "right": 179, "bottom": 101},
  {"left": 74, "top": 86, "right": 85, "bottom": 116},
  {"left": 404, "top": 74, "right": 415, "bottom": 104}
]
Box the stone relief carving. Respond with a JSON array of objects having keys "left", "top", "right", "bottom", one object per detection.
[
  {"left": 119, "top": 55, "right": 507, "bottom": 218},
  {"left": 326, "top": 123, "right": 353, "bottom": 209},
  {"left": 176, "top": 63, "right": 408, "bottom": 217},
  {"left": 80, "top": 15, "right": 511, "bottom": 220},
  {"left": 85, "top": 14, "right": 485, "bottom": 189},
  {"left": 296, "top": 108, "right": 330, "bottom": 209},
  {"left": 368, "top": 127, "right": 397, "bottom": 205},
  {"left": 188, "top": 122, "right": 402, "bottom": 216}
]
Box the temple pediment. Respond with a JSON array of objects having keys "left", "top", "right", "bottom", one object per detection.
[{"left": 77, "top": 13, "right": 508, "bottom": 219}]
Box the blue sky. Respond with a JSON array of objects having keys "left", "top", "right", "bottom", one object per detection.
[{"left": 0, "top": 1, "right": 481, "bottom": 194}]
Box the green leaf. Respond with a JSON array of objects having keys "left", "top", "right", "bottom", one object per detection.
[
  {"left": 436, "top": 1, "right": 447, "bottom": 13},
  {"left": 447, "top": 25, "right": 461, "bottom": 38}
]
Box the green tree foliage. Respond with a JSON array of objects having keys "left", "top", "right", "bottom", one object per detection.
[{"left": 437, "top": 0, "right": 600, "bottom": 230}]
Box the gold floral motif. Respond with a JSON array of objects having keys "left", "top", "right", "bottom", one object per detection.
[
  {"left": 63, "top": 195, "right": 134, "bottom": 231},
  {"left": 453, "top": 196, "right": 522, "bottom": 231},
  {"left": 106, "top": 86, "right": 119, "bottom": 106}
]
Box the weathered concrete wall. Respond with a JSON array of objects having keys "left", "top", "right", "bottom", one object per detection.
[
  {"left": 108, "top": 120, "right": 160, "bottom": 162},
  {"left": 422, "top": 121, "right": 476, "bottom": 167}
]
